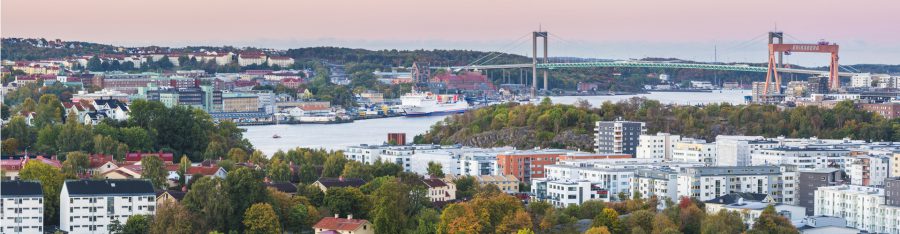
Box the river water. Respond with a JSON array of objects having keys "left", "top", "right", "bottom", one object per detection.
[{"left": 242, "top": 90, "right": 750, "bottom": 155}]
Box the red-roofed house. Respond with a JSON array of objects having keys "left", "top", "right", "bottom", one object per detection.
[
  {"left": 125, "top": 152, "right": 174, "bottom": 163},
  {"left": 313, "top": 215, "right": 373, "bottom": 234},
  {"left": 0, "top": 155, "right": 58, "bottom": 180},
  {"left": 184, "top": 166, "right": 227, "bottom": 182}
]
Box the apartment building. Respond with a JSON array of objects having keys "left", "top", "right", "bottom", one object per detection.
[
  {"left": 631, "top": 168, "right": 679, "bottom": 202},
  {"left": 751, "top": 147, "right": 852, "bottom": 169},
  {"left": 60, "top": 180, "right": 156, "bottom": 233},
  {"left": 797, "top": 168, "right": 844, "bottom": 215},
  {"left": 677, "top": 166, "right": 793, "bottom": 202},
  {"left": 845, "top": 156, "right": 889, "bottom": 186},
  {"left": 715, "top": 136, "right": 778, "bottom": 166},
  {"left": 1, "top": 181, "right": 44, "bottom": 233},
  {"left": 595, "top": 120, "right": 646, "bottom": 155},
  {"left": 814, "top": 185, "right": 900, "bottom": 234},
  {"left": 672, "top": 138, "right": 717, "bottom": 166},
  {"left": 531, "top": 179, "right": 609, "bottom": 207},
  {"left": 636, "top": 132, "right": 680, "bottom": 160}
]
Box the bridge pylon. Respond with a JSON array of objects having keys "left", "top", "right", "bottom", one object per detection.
[{"left": 532, "top": 31, "right": 548, "bottom": 97}]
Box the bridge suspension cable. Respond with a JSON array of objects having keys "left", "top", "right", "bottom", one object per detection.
[{"left": 464, "top": 32, "right": 531, "bottom": 68}]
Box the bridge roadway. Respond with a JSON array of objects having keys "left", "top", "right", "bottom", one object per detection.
[{"left": 443, "top": 61, "right": 858, "bottom": 77}]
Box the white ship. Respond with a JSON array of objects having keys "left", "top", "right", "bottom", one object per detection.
[{"left": 400, "top": 92, "right": 469, "bottom": 116}]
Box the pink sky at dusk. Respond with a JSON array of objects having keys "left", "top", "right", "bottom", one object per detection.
[{"left": 3, "top": 0, "right": 899, "bottom": 64}]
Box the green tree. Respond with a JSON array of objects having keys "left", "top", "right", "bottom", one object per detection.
[
  {"left": 592, "top": 208, "right": 622, "bottom": 233},
  {"left": 585, "top": 226, "right": 612, "bottom": 234},
  {"left": 33, "top": 94, "right": 63, "bottom": 127},
  {"left": 61, "top": 151, "right": 90, "bottom": 178},
  {"left": 34, "top": 125, "right": 60, "bottom": 153},
  {"left": 227, "top": 148, "right": 248, "bottom": 162},
  {"left": 56, "top": 113, "right": 93, "bottom": 152},
  {"left": 341, "top": 161, "right": 373, "bottom": 181},
  {"left": 141, "top": 155, "right": 168, "bottom": 189},
  {"left": 414, "top": 208, "right": 440, "bottom": 234},
  {"left": 225, "top": 167, "right": 269, "bottom": 231},
  {"left": 747, "top": 205, "right": 798, "bottom": 234},
  {"left": 372, "top": 179, "right": 413, "bottom": 233},
  {"left": 625, "top": 209, "right": 656, "bottom": 234},
  {"left": 149, "top": 202, "right": 193, "bottom": 234},
  {"left": 323, "top": 187, "right": 370, "bottom": 219},
  {"left": 427, "top": 161, "right": 445, "bottom": 178},
  {"left": 182, "top": 177, "right": 230, "bottom": 232},
  {"left": 702, "top": 210, "right": 745, "bottom": 234},
  {"left": 6, "top": 116, "right": 32, "bottom": 150},
  {"left": 322, "top": 153, "right": 348, "bottom": 177},
  {"left": 243, "top": 203, "right": 282, "bottom": 234},
  {"left": 453, "top": 176, "right": 478, "bottom": 199},
  {"left": 18, "top": 160, "right": 64, "bottom": 225},
  {"left": 266, "top": 158, "right": 291, "bottom": 182},
  {"left": 122, "top": 215, "right": 151, "bottom": 234}
]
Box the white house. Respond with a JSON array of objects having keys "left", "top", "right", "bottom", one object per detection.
[
  {"left": 1, "top": 181, "right": 44, "bottom": 233},
  {"left": 422, "top": 178, "right": 456, "bottom": 202},
  {"left": 60, "top": 180, "right": 156, "bottom": 233}
]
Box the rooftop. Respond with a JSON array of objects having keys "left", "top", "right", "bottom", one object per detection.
[
  {"left": 1, "top": 181, "right": 43, "bottom": 197},
  {"left": 64, "top": 179, "right": 155, "bottom": 196}
]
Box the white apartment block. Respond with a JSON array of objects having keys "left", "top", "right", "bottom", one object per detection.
[
  {"left": 751, "top": 147, "right": 851, "bottom": 169},
  {"left": 845, "top": 156, "right": 889, "bottom": 186},
  {"left": 410, "top": 150, "right": 460, "bottom": 176},
  {"left": 543, "top": 164, "right": 633, "bottom": 201},
  {"left": 1, "top": 181, "right": 44, "bottom": 233},
  {"left": 715, "top": 135, "right": 778, "bottom": 166},
  {"left": 672, "top": 138, "right": 717, "bottom": 166},
  {"left": 61, "top": 180, "right": 156, "bottom": 234},
  {"left": 636, "top": 133, "right": 680, "bottom": 160},
  {"left": 851, "top": 73, "right": 872, "bottom": 88},
  {"left": 531, "top": 179, "right": 608, "bottom": 207},
  {"left": 677, "top": 166, "right": 794, "bottom": 202},
  {"left": 631, "top": 168, "right": 679, "bottom": 202},
  {"left": 814, "top": 185, "right": 900, "bottom": 234}
]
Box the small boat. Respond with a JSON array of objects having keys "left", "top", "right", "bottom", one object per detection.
[{"left": 272, "top": 134, "right": 281, "bottom": 139}]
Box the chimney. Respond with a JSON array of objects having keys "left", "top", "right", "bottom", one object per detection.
[
  {"left": 334, "top": 214, "right": 339, "bottom": 218},
  {"left": 347, "top": 214, "right": 353, "bottom": 220}
]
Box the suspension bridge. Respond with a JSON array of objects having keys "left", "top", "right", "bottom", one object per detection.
[{"left": 430, "top": 30, "right": 861, "bottom": 97}]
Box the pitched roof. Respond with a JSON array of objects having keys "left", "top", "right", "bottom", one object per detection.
[
  {"left": 421, "top": 178, "right": 448, "bottom": 188},
  {"left": 313, "top": 217, "right": 369, "bottom": 231},
  {"left": 315, "top": 177, "right": 366, "bottom": 188},
  {"left": 88, "top": 154, "right": 115, "bottom": 168},
  {"left": 186, "top": 166, "right": 223, "bottom": 175},
  {"left": 125, "top": 152, "right": 174, "bottom": 162},
  {"left": 156, "top": 190, "right": 187, "bottom": 201},
  {"left": 705, "top": 193, "right": 771, "bottom": 205},
  {"left": 1, "top": 181, "right": 43, "bottom": 197},
  {"left": 64, "top": 180, "right": 155, "bottom": 196}
]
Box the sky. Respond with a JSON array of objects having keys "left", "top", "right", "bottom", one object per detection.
[{"left": 2, "top": 0, "right": 899, "bottom": 65}]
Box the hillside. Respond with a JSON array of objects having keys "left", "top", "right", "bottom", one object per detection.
[{"left": 415, "top": 98, "right": 899, "bottom": 151}]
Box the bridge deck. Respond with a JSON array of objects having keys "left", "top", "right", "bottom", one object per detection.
[{"left": 445, "top": 61, "right": 856, "bottom": 76}]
